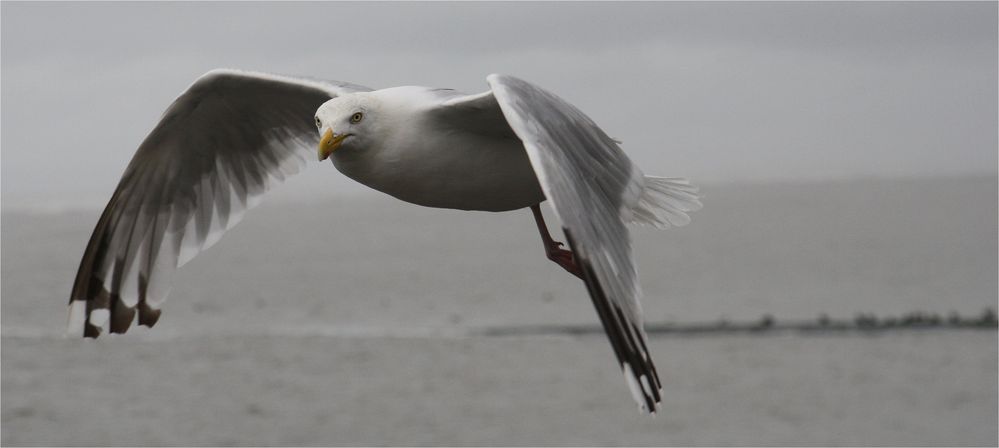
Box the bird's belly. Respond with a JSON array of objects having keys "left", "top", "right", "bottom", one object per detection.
[{"left": 333, "top": 136, "right": 545, "bottom": 212}]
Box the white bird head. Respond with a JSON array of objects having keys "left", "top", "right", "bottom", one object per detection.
[{"left": 315, "top": 94, "right": 375, "bottom": 161}]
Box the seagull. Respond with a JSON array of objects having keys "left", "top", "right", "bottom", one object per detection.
[{"left": 67, "top": 69, "right": 701, "bottom": 414}]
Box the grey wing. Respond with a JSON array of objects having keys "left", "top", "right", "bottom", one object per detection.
[
  {"left": 68, "top": 69, "right": 372, "bottom": 338},
  {"left": 485, "top": 75, "right": 661, "bottom": 413}
]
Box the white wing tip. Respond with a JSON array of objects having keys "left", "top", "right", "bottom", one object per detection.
[
  {"left": 66, "top": 301, "right": 87, "bottom": 337},
  {"left": 88, "top": 309, "right": 110, "bottom": 328},
  {"left": 623, "top": 362, "right": 663, "bottom": 415},
  {"left": 623, "top": 363, "right": 647, "bottom": 412}
]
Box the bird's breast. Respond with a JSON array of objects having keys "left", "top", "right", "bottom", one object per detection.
[{"left": 331, "top": 132, "right": 544, "bottom": 212}]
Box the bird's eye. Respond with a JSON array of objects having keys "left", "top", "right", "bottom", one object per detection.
[
  {"left": 315, "top": 117, "right": 321, "bottom": 128},
  {"left": 350, "top": 112, "right": 364, "bottom": 123}
]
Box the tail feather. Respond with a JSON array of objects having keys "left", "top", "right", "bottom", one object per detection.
[{"left": 628, "top": 176, "right": 702, "bottom": 229}]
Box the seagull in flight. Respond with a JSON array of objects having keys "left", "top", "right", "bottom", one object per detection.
[{"left": 67, "top": 69, "right": 701, "bottom": 414}]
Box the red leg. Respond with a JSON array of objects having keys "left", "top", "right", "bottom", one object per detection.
[{"left": 530, "top": 204, "right": 584, "bottom": 280}]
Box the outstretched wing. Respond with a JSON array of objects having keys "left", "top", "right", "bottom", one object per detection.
[
  {"left": 68, "top": 69, "right": 372, "bottom": 338},
  {"left": 484, "top": 75, "right": 661, "bottom": 413}
]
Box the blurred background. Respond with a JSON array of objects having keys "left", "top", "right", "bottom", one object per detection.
[{"left": 2, "top": 2, "right": 996, "bottom": 445}]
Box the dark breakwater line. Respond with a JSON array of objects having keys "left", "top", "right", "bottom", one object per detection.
[{"left": 477, "top": 309, "right": 998, "bottom": 337}]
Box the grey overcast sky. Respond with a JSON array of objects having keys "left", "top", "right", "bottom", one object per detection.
[{"left": 2, "top": 1, "right": 996, "bottom": 208}]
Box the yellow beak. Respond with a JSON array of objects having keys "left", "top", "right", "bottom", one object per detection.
[{"left": 318, "top": 129, "right": 349, "bottom": 161}]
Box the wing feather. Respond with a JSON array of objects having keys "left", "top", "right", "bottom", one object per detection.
[
  {"left": 487, "top": 74, "right": 662, "bottom": 413},
  {"left": 68, "top": 69, "right": 371, "bottom": 338}
]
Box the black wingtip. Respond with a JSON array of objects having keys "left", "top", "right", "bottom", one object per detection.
[
  {"left": 564, "top": 228, "right": 663, "bottom": 414},
  {"left": 137, "top": 301, "right": 161, "bottom": 328},
  {"left": 109, "top": 299, "right": 136, "bottom": 334}
]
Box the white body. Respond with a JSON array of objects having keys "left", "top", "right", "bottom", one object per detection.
[{"left": 327, "top": 88, "right": 544, "bottom": 211}]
